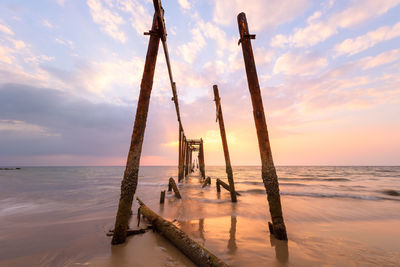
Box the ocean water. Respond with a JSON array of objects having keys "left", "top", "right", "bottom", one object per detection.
[{"left": 0, "top": 166, "right": 399, "bottom": 266}]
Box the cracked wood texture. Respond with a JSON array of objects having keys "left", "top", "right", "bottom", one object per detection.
[{"left": 237, "top": 12, "right": 287, "bottom": 240}]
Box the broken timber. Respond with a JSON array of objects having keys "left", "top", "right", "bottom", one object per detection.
[
  {"left": 111, "top": 14, "right": 161, "bottom": 245},
  {"left": 216, "top": 179, "right": 241, "bottom": 196},
  {"left": 137, "top": 197, "right": 229, "bottom": 267},
  {"left": 237, "top": 12, "right": 288, "bottom": 240},
  {"left": 169, "top": 177, "right": 182, "bottom": 199},
  {"left": 213, "top": 85, "right": 237, "bottom": 202},
  {"left": 202, "top": 176, "right": 211, "bottom": 188}
]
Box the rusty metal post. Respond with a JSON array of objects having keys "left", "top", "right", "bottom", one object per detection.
[
  {"left": 237, "top": 12, "right": 287, "bottom": 240},
  {"left": 112, "top": 14, "right": 161, "bottom": 245},
  {"left": 213, "top": 85, "right": 237, "bottom": 202},
  {"left": 199, "top": 139, "right": 205, "bottom": 179}
]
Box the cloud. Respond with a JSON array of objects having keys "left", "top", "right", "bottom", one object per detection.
[
  {"left": 213, "top": 0, "right": 310, "bottom": 31},
  {"left": 273, "top": 51, "right": 328, "bottom": 76},
  {"left": 0, "top": 83, "right": 177, "bottom": 160},
  {"left": 116, "top": 0, "right": 152, "bottom": 36},
  {"left": 42, "top": 19, "right": 53, "bottom": 29},
  {"left": 334, "top": 21, "right": 400, "bottom": 56},
  {"left": 177, "top": 27, "right": 206, "bottom": 64},
  {"left": 359, "top": 49, "right": 400, "bottom": 70},
  {"left": 55, "top": 37, "right": 74, "bottom": 49},
  {"left": 87, "top": 0, "right": 127, "bottom": 43},
  {"left": 271, "top": 0, "right": 400, "bottom": 48},
  {"left": 0, "top": 22, "right": 14, "bottom": 35},
  {"left": 178, "top": 0, "right": 191, "bottom": 10}
]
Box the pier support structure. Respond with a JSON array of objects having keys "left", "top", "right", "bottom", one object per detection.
[
  {"left": 213, "top": 85, "right": 237, "bottom": 202},
  {"left": 237, "top": 12, "right": 287, "bottom": 240},
  {"left": 112, "top": 14, "right": 160, "bottom": 245}
]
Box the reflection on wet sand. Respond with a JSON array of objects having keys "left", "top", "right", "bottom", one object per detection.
[
  {"left": 270, "top": 234, "right": 289, "bottom": 264},
  {"left": 228, "top": 216, "right": 237, "bottom": 254}
]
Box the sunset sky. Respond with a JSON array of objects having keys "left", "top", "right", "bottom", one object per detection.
[{"left": 0, "top": 0, "right": 399, "bottom": 166}]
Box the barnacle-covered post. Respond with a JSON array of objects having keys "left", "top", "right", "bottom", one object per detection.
[
  {"left": 199, "top": 139, "right": 205, "bottom": 179},
  {"left": 237, "top": 12, "right": 287, "bottom": 240},
  {"left": 112, "top": 14, "right": 161, "bottom": 245},
  {"left": 213, "top": 85, "right": 237, "bottom": 202}
]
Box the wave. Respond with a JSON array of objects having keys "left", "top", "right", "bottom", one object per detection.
[
  {"left": 238, "top": 189, "right": 400, "bottom": 201},
  {"left": 279, "top": 177, "right": 351, "bottom": 182}
]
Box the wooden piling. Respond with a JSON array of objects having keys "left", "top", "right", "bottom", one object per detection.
[
  {"left": 185, "top": 144, "right": 189, "bottom": 177},
  {"left": 201, "top": 176, "right": 211, "bottom": 188},
  {"left": 213, "top": 85, "right": 237, "bottom": 202},
  {"left": 137, "top": 198, "right": 229, "bottom": 267},
  {"left": 178, "top": 126, "right": 184, "bottom": 182},
  {"left": 216, "top": 178, "right": 241, "bottom": 196},
  {"left": 169, "top": 177, "right": 182, "bottom": 199},
  {"left": 199, "top": 139, "right": 205, "bottom": 179},
  {"left": 237, "top": 12, "right": 287, "bottom": 240},
  {"left": 160, "top": 190, "right": 166, "bottom": 204},
  {"left": 111, "top": 14, "right": 160, "bottom": 245}
]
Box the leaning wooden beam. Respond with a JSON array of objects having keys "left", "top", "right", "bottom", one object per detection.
[
  {"left": 216, "top": 179, "right": 241, "bottom": 196},
  {"left": 111, "top": 14, "right": 160, "bottom": 245},
  {"left": 237, "top": 12, "right": 287, "bottom": 240},
  {"left": 137, "top": 197, "right": 229, "bottom": 267},
  {"left": 168, "top": 177, "right": 182, "bottom": 199},
  {"left": 213, "top": 85, "right": 237, "bottom": 202},
  {"left": 202, "top": 176, "right": 211, "bottom": 188}
]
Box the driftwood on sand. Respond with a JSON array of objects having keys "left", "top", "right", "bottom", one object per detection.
[{"left": 137, "top": 197, "right": 229, "bottom": 267}]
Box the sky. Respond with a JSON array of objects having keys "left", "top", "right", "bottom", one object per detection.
[{"left": 0, "top": 0, "right": 399, "bottom": 166}]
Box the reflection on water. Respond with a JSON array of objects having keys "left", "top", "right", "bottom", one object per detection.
[
  {"left": 270, "top": 235, "right": 289, "bottom": 264},
  {"left": 228, "top": 216, "right": 237, "bottom": 254}
]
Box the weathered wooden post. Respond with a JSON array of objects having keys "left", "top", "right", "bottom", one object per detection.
[
  {"left": 180, "top": 136, "right": 186, "bottom": 182},
  {"left": 112, "top": 14, "right": 161, "bottom": 245},
  {"left": 160, "top": 190, "right": 166, "bottom": 204},
  {"left": 178, "top": 126, "right": 184, "bottom": 182},
  {"left": 213, "top": 85, "right": 237, "bottom": 202},
  {"left": 168, "top": 177, "right": 182, "bottom": 199},
  {"left": 237, "top": 12, "right": 287, "bottom": 240},
  {"left": 199, "top": 139, "right": 205, "bottom": 179},
  {"left": 185, "top": 143, "right": 189, "bottom": 177},
  {"left": 189, "top": 148, "right": 193, "bottom": 173}
]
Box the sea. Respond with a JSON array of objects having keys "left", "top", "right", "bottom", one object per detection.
[{"left": 0, "top": 166, "right": 399, "bottom": 266}]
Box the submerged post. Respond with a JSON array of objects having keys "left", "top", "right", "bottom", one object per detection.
[
  {"left": 199, "top": 139, "right": 205, "bottom": 179},
  {"left": 213, "top": 85, "right": 237, "bottom": 202},
  {"left": 237, "top": 12, "right": 287, "bottom": 240},
  {"left": 112, "top": 14, "right": 161, "bottom": 245}
]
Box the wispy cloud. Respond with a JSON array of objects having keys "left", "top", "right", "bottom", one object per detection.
[
  {"left": 334, "top": 21, "right": 400, "bottom": 56},
  {"left": 87, "top": 0, "right": 126, "bottom": 43},
  {"left": 271, "top": 0, "right": 400, "bottom": 48}
]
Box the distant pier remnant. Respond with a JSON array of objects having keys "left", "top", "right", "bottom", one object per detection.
[
  {"left": 237, "top": 12, "right": 288, "bottom": 240},
  {"left": 111, "top": 14, "right": 161, "bottom": 245},
  {"left": 213, "top": 85, "right": 237, "bottom": 202},
  {"left": 199, "top": 138, "right": 206, "bottom": 179}
]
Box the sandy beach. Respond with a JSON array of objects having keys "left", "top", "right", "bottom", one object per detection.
[{"left": 0, "top": 166, "right": 399, "bottom": 266}]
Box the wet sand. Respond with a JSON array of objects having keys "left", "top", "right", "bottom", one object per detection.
[{"left": 0, "top": 166, "right": 399, "bottom": 266}]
